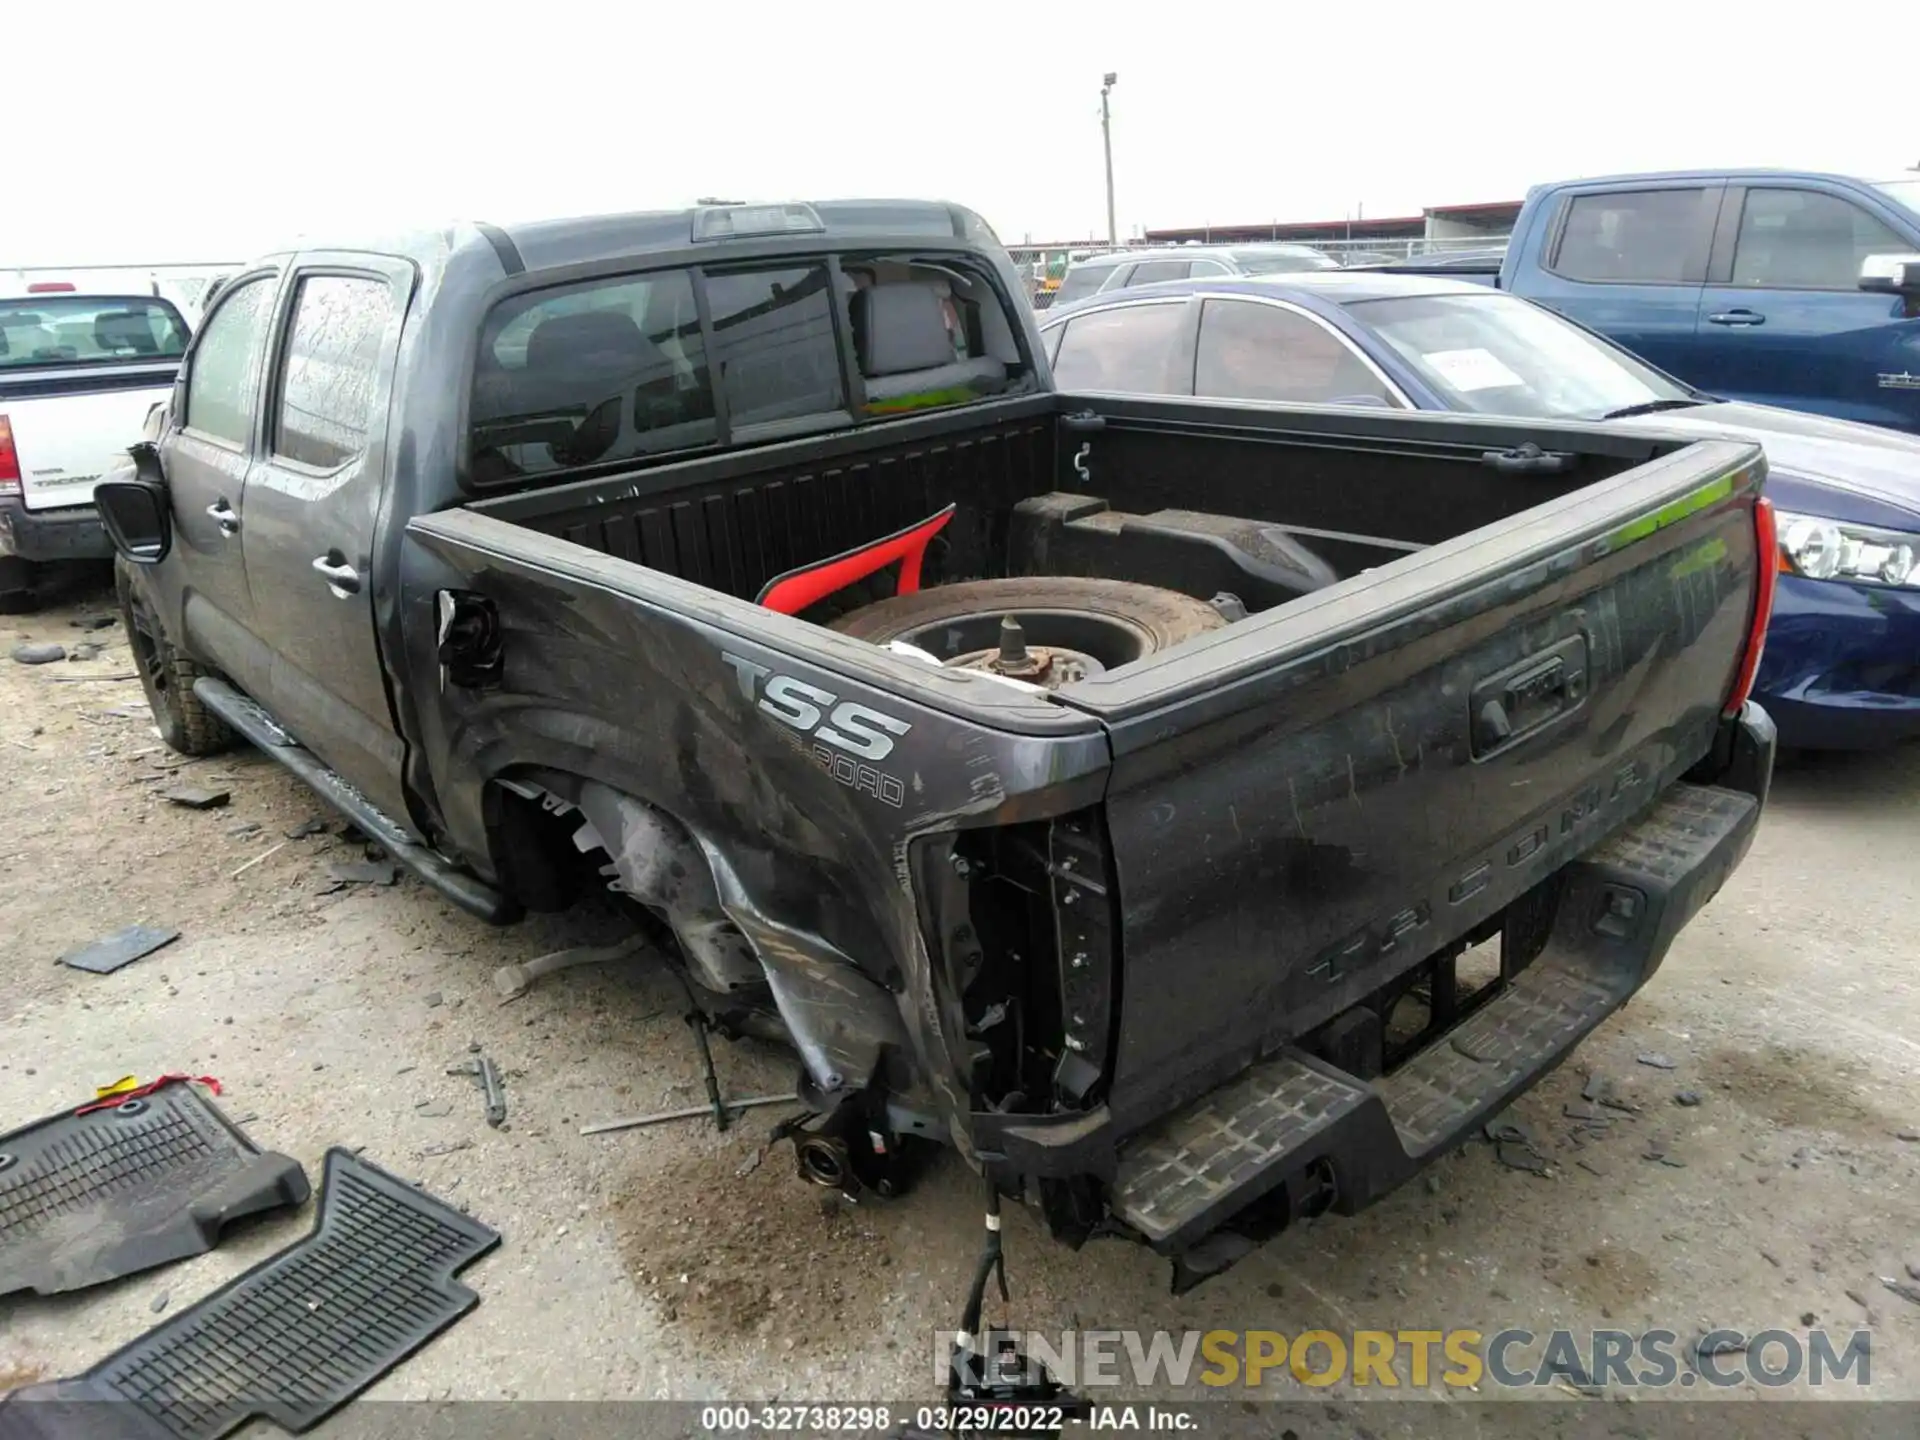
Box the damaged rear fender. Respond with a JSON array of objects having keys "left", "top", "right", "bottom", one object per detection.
[{"left": 519, "top": 773, "right": 920, "bottom": 1110}]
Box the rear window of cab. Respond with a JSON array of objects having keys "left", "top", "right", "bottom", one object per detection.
[{"left": 466, "top": 256, "right": 1029, "bottom": 488}]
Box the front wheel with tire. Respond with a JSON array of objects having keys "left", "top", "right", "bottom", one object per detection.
[
  {"left": 830, "top": 576, "right": 1229, "bottom": 689},
  {"left": 115, "top": 558, "right": 235, "bottom": 756}
]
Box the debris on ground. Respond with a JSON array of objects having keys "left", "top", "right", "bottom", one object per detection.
[
  {"left": 1881, "top": 1277, "right": 1920, "bottom": 1306},
  {"left": 69, "top": 615, "right": 117, "bottom": 631},
  {"left": 327, "top": 860, "right": 399, "bottom": 887},
  {"left": 1692, "top": 1333, "right": 1747, "bottom": 1360},
  {"left": 1635, "top": 1052, "right": 1678, "bottom": 1070},
  {"left": 149, "top": 1291, "right": 170, "bottom": 1315},
  {"left": 163, "top": 786, "right": 231, "bottom": 811},
  {"left": 448, "top": 1053, "right": 508, "bottom": 1127},
  {"left": 57, "top": 924, "right": 181, "bottom": 975},
  {"left": 493, "top": 935, "right": 652, "bottom": 1002},
  {"left": 1484, "top": 1119, "right": 1534, "bottom": 1146},
  {"left": 581, "top": 1094, "right": 799, "bottom": 1137},
  {"left": 230, "top": 842, "right": 286, "bottom": 879},
  {"left": 1582, "top": 1071, "right": 1641, "bottom": 1113},
  {"left": 68, "top": 642, "right": 104, "bottom": 662},
  {"left": 417, "top": 1140, "right": 473, "bottom": 1158},
  {"left": 11, "top": 642, "right": 66, "bottom": 665},
  {"left": 1495, "top": 1142, "right": 1550, "bottom": 1175},
  {"left": 1674, "top": 1089, "right": 1703, "bottom": 1107},
  {"left": 286, "top": 818, "right": 329, "bottom": 840},
  {"left": 1642, "top": 1142, "right": 1686, "bottom": 1168}
]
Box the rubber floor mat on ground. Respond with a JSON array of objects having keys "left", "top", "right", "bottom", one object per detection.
[
  {"left": 0, "top": 1148, "right": 500, "bottom": 1440},
  {"left": 0, "top": 1081, "right": 309, "bottom": 1298}
]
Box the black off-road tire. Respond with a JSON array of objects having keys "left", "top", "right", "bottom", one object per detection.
[
  {"left": 114, "top": 556, "right": 235, "bottom": 756},
  {"left": 0, "top": 556, "right": 40, "bottom": 614},
  {"left": 831, "top": 576, "right": 1227, "bottom": 666}
]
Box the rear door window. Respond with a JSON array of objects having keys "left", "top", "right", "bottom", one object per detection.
[
  {"left": 470, "top": 269, "right": 718, "bottom": 483},
  {"left": 1125, "top": 260, "right": 1192, "bottom": 286},
  {"left": 1194, "top": 299, "right": 1399, "bottom": 406},
  {"left": 1730, "top": 188, "right": 1910, "bottom": 289},
  {"left": 1552, "top": 188, "right": 1716, "bottom": 283},
  {"left": 1051, "top": 301, "right": 1188, "bottom": 394},
  {"left": 1054, "top": 263, "right": 1117, "bottom": 305},
  {"left": 704, "top": 266, "right": 846, "bottom": 428},
  {"left": 273, "top": 275, "right": 394, "bottom": 469}
]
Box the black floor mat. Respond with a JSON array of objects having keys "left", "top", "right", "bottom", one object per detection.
[
  {"left": 0, "top": 1148, "right": 500, "bottom": 1440},
  {"left": 0, "top": 1081, "right": 309, "bottom": 1298}
]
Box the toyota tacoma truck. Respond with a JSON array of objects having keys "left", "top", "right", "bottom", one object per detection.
[
  {"left": 95, "top": 199, "right": 1777, "bottom": 1304},
  {"left": 0, "top": 285, "right": 192, "bottom": 610}
]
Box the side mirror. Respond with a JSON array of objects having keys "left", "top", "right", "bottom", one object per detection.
[
  {"left": 97, "top": 448, "right": 172, "bottom": 565},
  {"left": 1859, "top": 253, "right": 1920, "bottom": 296}
]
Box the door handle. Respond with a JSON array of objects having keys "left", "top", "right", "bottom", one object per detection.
[
  {"left": 205, "top": 499, "right": 239, "bottom": 535},
  {"left": 1706, "top": 309, "right": 1766, "bottom": 327},
  {"left": 311, "top": 554, "right": 362, "bottom": 595}
]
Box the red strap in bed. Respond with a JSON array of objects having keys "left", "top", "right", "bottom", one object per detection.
[{"left": 755, "top": 503, "right": 957, "bottom": 616}]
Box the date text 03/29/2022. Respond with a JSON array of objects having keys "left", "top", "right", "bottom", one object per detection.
[{"left": 698, "top": 1406, "right": 1195, "bottom": 1433}]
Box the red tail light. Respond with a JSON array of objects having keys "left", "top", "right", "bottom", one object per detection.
[
  {"left": 1722, "top": 494, "right": 1778, "bottom": 718},
  {"left": 0, "top": 416, "right": 20, "bottom": 498},
  {"left": 26, "top": 281, "right": 75, "bottom": 293}
]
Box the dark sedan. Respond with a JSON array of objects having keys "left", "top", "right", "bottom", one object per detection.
[{"left": 1039, "top": 271, "right": 1920, "bottom": 750}]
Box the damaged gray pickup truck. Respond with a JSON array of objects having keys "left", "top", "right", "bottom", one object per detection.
[{"left": 97, "top": 200, "right": 1777, "bottom": 1318}]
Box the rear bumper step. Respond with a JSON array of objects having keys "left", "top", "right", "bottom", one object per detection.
[
  {"left": 1109, "top": 781, "right": 1760, "bottom": 1254},
  {"left": 192, "top": 677, "right": 518, "bottom": 924}
]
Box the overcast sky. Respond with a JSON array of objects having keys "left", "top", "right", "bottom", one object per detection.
[{"left": 10, "top": 0, "right": 1916, "bottom": 268}]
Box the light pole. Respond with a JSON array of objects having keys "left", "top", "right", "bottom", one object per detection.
[{"left": 1100, "top": 72, "right": 1118, "bottom": 248}]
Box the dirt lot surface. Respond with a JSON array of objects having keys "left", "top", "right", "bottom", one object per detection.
[{"left": 5, "top": 578, "right": 1920, "bottom": 1432}]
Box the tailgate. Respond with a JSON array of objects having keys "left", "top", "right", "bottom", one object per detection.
[
  {"left": 1, "top": 375, "right": 174, "bottom": 511},
  {"left": 1056, "top": 437, "right": 1768, "bottom": 1128}
]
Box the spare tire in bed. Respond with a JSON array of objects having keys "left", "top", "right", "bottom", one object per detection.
[{"left": 830, "top": 576, "right": 1228, "bottom": 689}]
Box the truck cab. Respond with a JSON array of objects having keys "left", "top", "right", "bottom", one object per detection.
[{"left": 1503, "top": 169, "right": 1920, "bottom": 433}]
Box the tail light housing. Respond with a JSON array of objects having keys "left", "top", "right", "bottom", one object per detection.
[
  {"left": 26, "top": 281, "right": 75, "bottom": 293},
  {"left": 1722, "top": 494, "right": 1778, "bottom": 717},
  {"left": 0, "top": 416, "right": 20, "bottom": 499}
]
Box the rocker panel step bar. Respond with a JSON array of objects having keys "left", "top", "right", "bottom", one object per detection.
[{"left": 192, "top": 677, "right": 516, "bottom": 924}]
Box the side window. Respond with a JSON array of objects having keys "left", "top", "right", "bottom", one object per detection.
[
  {"left": 1731, "top": 188, "right": 1910, "bottom": 290},
  {"left": 1051, "top": 303, "right": 1187, "bottom": 394},
  {"left": 1053, "top": 264, "right": 1112, "bottom": 306},
  {"left": 182, "top": 277, "right": 276, "bottom": 446},
  {"left": 1195, "top": 299, "right": 1397, "bottom": 407},
  {"left": 1125, "top": 260, "right": 1191, "bottom": 286},
  {"left": 1043, "top": 322, "right": 1066, "bottom": 368},
  {"left": 469, "top": 268, "right": 717, "bottom": 483},
  {"left": 1189, "top": 259, "right": 1234, "bottom": 277},
  {"left": 704, "top": 266, "right": 845, "bottom": 428},
  {"left": 273, "top": 275, "right": 394, "bottom": 469},
  {"left": 1552, "top": 188, "right": 1714, "bottom": 284}
]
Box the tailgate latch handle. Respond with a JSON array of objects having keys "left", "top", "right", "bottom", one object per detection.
[{"left": 1471, "top": 638, "right": 1590, "bottom": 756}]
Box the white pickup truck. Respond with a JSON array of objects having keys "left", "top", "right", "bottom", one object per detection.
[{"left": 0, "top": 287, "right": 192, "bottom": 610}]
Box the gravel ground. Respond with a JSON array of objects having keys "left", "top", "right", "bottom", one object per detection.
[{"left": 5, "top": 577, "right": 1920, "bottom": 1432}]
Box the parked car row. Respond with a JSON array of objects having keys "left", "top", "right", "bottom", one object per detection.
[{"left": 1037, "top": 262, "right": 1920, "bottom": 752}]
